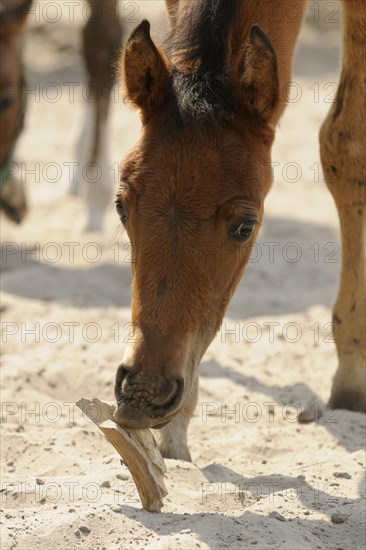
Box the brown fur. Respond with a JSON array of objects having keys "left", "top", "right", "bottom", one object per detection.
[
  {"left": 115, "top": 0, "right": 365, "bottom": 460},
  {"left": 114, "top": 1, "right": 306, "bottom": 457},
  {"left": 320, "top": 0, "right": 366, "bottom": 413},
  {"left": 82, "top": 0, "right": 122, "bottom": 158},
  {"left": 0, "top": 32, "right": 22, "bottom": 167},
  {"left": 122, "top": 20, "right": 168, "bottom": 124},
  {"left": 0, "top": 0, "right": 31, "bottom": 222}
]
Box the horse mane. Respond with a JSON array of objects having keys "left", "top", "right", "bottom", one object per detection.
[{"left": 164, "top": 0, "right": 242, "bottom": 123}]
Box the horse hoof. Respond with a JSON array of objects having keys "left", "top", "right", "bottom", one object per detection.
[{"left": 298, "top": 402, "right": 324, "bottom": 423}]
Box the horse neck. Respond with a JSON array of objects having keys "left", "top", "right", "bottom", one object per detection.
[
  {"left": 169, "top": 0, "right": 307, "bottom": 125},
  {"left": 231, "top": 0, "right": 307, "bottom": 124}
]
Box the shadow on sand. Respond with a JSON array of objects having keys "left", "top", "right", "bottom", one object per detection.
[{"left": 1, "top": 216, "right": 339, "bottom": 315}]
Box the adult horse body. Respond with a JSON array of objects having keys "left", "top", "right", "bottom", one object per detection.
[{"left": 114, "top": 0, "right": 365, "bottom": 461}]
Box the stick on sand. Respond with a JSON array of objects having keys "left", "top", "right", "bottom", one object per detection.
[{"left": 76, "top": 397, "right": 167, "bottom": 512}]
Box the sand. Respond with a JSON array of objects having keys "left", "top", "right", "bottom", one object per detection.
[{"left": 1, "top": 2, "right": 365, "bottom": 549}]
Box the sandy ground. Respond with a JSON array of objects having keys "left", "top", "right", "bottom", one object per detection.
[{"left": 1, "top": 1, "right": 365, "bottom": 549}]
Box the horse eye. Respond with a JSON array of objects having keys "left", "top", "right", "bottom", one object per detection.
[
  {"left": 230, "top": 221, "right": 256, "bottom": 241},
  {"left": 115, "top": 200, "right": 128, "bottom": 224}
]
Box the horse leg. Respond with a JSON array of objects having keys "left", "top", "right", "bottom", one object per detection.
[
  {"left": 0, "top": 0, "right": 32, "bottom": 223},
  {"left": 71, "top": 0, "right": 122, "bottom": 231},
  {"left": 319, "top": 0, "right": 365, "bottom": 412},
  {"left": 154, "top": 375, "right": 198, "bottom": 461}
]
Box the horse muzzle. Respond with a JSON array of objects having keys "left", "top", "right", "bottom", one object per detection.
[{"left": 113, "top": 364, "right": 184, "bottom": 429}]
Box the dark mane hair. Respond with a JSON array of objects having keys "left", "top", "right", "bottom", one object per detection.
[{"left": 165, "top": 0, "right": 242, "bottom": 123}]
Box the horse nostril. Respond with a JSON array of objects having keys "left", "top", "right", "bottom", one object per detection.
[
  {"left": 121, "top": 374, "right": 135, "bottom": 398},
  {"left": 114, "top": 364, "right": 127, "bottom": 403},
  {"left": 149, "top": 377, "right": 181, "bottom": 408},
  {"left": 114, "top": 364, "right": 184, "bottom": 416}
]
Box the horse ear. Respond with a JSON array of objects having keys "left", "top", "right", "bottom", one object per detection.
[
  {"left": 236, "top": 25, "right": 279, "bottom": 122},
  {"left": 122, "top": 20, "right": 168, "bottom": 122}
]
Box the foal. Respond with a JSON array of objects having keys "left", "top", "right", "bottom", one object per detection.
[{"left": 114, "top": 0, "right": 365, "bottom": 460}]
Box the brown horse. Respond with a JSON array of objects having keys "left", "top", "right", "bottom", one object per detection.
[
  {"left": 0, "top": 0, "right": 122, "bottom": 229},
  {"left": 114, "top": 0, "right": 365, "bottom": 461},
  {"left": 0, "top": 0, "right": 31, "bottom": 222}
]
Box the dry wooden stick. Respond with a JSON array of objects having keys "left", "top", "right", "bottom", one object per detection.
[{"left": 76, "top": 397, "right": 167, "bottom": 512}]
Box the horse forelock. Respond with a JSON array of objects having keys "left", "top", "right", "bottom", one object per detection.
[{"left": 163, "top": 0, "right": 242, "bottom": 123}]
